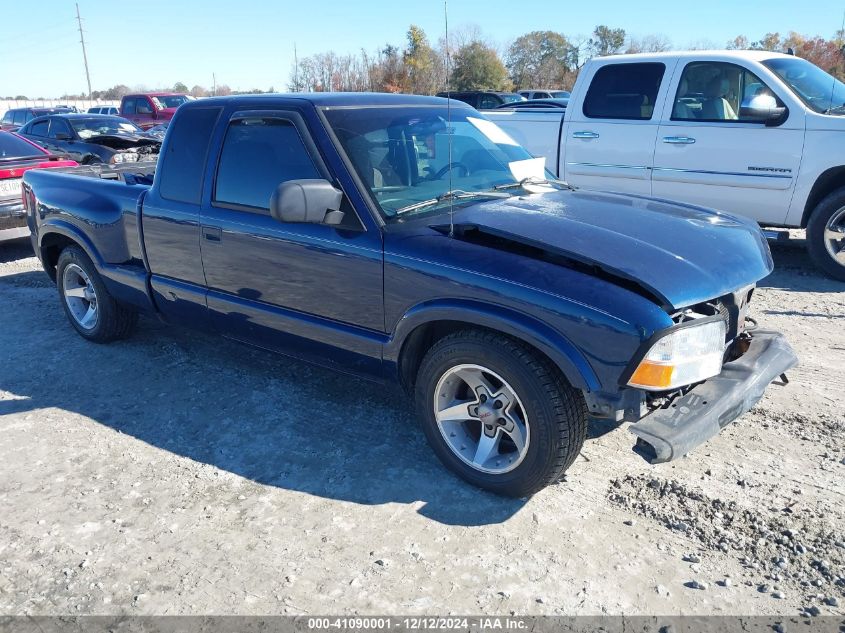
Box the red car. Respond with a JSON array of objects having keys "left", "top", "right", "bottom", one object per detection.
[
  {"left": 119, "top": 93, "right": 191, "bottom": 130},
  {"left": 0, "top": 131, "right": 77, "bottom": 243}
]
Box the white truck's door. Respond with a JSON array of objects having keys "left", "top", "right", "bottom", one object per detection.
[
  {"left": 563, "top": 59, "right": 676, "bottom": 195},
  {"left": 652, "top": 58, "right": 805, "bottom": 224}
]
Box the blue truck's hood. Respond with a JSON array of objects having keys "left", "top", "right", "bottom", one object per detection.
[{"left": 443, "top": 189, "right": 773, "bottom": 310}]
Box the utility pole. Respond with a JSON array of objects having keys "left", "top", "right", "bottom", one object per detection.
[
  {"left": 75, "top": 3, "right": 92, "bottom": 99},
  {"left": 212, "top": 73, "right": 217, "bottom": 96}
]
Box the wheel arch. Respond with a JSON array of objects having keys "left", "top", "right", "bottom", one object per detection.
[
  {"left": 39, "top": 222, "right": 104, "bottom": 282},
  {"left": 802, "top": 166, "right": 845, "bottom": 228},
  {"left": 386, "top": 299, "right": 600, "bottom": 395}
]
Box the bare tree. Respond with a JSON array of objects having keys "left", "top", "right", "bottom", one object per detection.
[{"left": 625, "top": 34, "right": 672, "bottom": 54}]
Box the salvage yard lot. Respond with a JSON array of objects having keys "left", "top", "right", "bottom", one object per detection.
[{"left": 0, "top": 238, "right": 842, "bottom": 616}]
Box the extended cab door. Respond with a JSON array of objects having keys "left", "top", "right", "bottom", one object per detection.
[
  {"left": 142, "top": 105, "right": 224, "bottom": 329},
  {"left": 652, "top": 59, "right": 804, "bottom": 224},
  {"left": 563, "top": 60, "right": 674, "bottom": 195},
  {"left": 198, "top": 107, "right": 385, "bottom": 376}
]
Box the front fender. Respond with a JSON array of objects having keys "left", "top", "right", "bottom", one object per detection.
[{"left": 384, "top": 298, "right": 600, "bottom": 392}]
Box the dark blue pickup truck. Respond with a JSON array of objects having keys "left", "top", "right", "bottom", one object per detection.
[{"left": 22, "top": 93, "right": 797, "bottom": 497}]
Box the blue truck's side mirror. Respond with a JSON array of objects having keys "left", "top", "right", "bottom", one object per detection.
[{"left": 270, "top": 179, "right": 344, "bottom": 225}]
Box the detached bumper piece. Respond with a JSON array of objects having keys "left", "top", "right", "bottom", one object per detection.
[{"left": 629, "top": 330, "right": 797, "bottom": 464}]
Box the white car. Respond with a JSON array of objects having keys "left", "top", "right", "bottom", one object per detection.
[
  {"left": 87, "top": 106, "right": 119, "bottom": 115},
  {"left": 487, "top": 50, "right": 845, "bottom": 280},
  {"left": 518, "top": 89, "right": 571, "bottom": 100}
]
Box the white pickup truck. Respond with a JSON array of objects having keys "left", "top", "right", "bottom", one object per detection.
[{"left": 485, "top": 50, "right": 845, "bottom": 280}]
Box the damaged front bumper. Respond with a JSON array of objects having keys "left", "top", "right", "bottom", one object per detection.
[{"left": 629, "top": 330, "right": 797, "bottom": 464}]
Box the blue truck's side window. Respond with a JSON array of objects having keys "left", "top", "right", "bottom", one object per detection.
[
  {"left": 213, "top": 117, "right": 320, "bottom": 211},
  {"left": 159, "top": 107, "right": 222, "bottom": 204}
]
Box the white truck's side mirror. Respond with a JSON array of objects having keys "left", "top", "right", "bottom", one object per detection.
[{"left": 739, "top": 94, "right": 787, "bottom": 125}]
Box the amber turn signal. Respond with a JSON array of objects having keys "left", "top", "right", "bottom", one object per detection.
[{"left": 629, "top": 361, "right": 674, "bottom": 389}]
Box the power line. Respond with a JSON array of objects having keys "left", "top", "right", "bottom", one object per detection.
[{"left": 75, "top": 3, "right": 92, "bottom": 99}]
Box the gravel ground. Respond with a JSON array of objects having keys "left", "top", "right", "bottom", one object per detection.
[{"left": 0, "top": 236, "right": 843, "bottom": 616}]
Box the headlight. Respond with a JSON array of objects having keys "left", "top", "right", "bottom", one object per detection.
[
  {"left": 110, "top": 152, "right": 139, "bottom": 164},
  {"left": 628, "top": 319, "right": 726, "bottom": 391}
]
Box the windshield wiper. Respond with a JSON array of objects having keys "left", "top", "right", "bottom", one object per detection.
[
  {"left": 493, "top": 176, "right": 575, "bottom": 191},
  {"left": 394, "top": 189, "right": 511, "bottom": 215},
  {"left": 824, "top": 103, "right": 845, "bottom": 115}
]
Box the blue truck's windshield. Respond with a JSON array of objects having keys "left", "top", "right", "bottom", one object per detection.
[{"left": 324, "top": 106, "right": 548, "bottom": 220}]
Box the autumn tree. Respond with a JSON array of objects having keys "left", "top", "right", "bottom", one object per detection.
[
  {"left": 753, "top": 32, "right": 782, "bottom": 51},
  {"left": 403, "top": 25, "right": 443, "bottom": 95},
  {"left": 506, "top": 31, "right": 575, "bottom": 90},
  {"left": 726, "top": 35, "right": 750, "bottom": 50}
]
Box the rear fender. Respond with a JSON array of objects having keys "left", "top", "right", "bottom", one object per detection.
[
  {"left": 39, "top": 220, "right": 104, "bottom": 271},
  {"left": 39, "top": 220, "right": 155, "bottom": 313}
]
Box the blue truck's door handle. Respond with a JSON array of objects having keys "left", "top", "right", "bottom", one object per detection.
[
  {"left": 203, "top": 226, "right": 222, "bottom": 242},
  {"left": 662, "top": 136, "right": 696, "bottom": 144},
  {"left": 572, "top": 131, "right": 600, "bottom": 139}
]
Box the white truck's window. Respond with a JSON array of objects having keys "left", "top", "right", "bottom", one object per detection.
[
  {"left": 582, "top": 63, "right": 665, "bottom": 120},
  {"left": 672, "top": 62, "right": 784, "bottom": 122}
]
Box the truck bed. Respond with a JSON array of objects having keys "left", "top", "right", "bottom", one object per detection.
[
  {"left": 484, "top": 110, "right": 566, "bottom": 176},
  {"left": 49, "top": 161, "right": 156, "bottom": 185},
  {"left": 24, "top": 164, "right": 154, "bottom": 266}
]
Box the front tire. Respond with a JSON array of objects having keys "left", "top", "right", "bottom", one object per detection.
[
  {"left": 56, "top": 245, "right": 137, "bottom": 342},
  {"left": 415, "top": 330, "right": 587, "bottom": 497},
  {"left": 807, "top": 188, "right": 845, "bottom": 281}
]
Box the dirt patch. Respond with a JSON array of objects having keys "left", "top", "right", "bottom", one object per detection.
[{"left": 608, "top": 474, "right": 845, "bottom": 613}]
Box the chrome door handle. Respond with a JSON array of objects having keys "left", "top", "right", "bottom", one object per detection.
[
  {"left": 572, "top": 131, "right": 600, "bottom": 139},
  {"left": 662, "top": 136, "right": 696, "bottom": 144}
]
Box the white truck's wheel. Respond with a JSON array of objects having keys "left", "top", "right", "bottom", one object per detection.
[{"left": 807, "top": 188, "right": 845, "bottom": 282}]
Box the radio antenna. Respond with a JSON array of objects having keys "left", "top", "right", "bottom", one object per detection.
[
  {"left": 831, "top": 9, "right": 845, "bottom": 113},
  {"left": 444, "top": 0, "right": 454, "bottom": 238}
]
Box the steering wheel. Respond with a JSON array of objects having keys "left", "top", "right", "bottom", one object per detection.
[{"left": 432, "top": 162, "right": 469, "bottom": 180}]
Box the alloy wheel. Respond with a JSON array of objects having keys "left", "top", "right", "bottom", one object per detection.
[{"left": 433, "top": 364, "right": 530, "bottom": 474}]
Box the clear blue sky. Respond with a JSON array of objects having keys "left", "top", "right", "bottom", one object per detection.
[{"left": 1, "top": 0, "right": 842, "bottom": 97}]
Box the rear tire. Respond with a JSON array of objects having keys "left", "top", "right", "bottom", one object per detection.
[
  {"left": 56, "top": 245, "right": 137, "bottom": 342},
  {"left": 807, "top": 188, "right": 845, "bottom": 282},
  {"left": 415, "top": 329, "right": 587, "bottom": 497}
]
